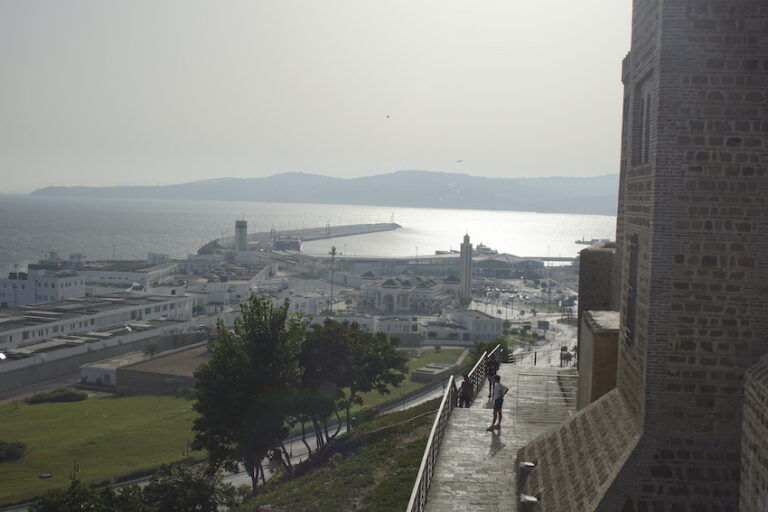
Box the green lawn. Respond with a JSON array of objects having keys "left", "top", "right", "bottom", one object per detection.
[
  {"left": 0, "top": 348, "right": 464, "bottom": 506},
  {"left": 353, "top": 348, "right": 464, "bottom": 411},
  {"left": 0, "top": 395, "right": 199, "bottom": 505}
]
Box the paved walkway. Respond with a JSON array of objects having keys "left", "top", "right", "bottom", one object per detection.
[{"left": 424, "top": 363, "right": 575, "bottom": 512}]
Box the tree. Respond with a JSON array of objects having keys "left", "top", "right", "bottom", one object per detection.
[
  {"left": 297, "top": 319, "right": 351, "bottom": 449},
  {"left": 336, "top": 325, "right": 408, "bottom": 430},
  {"left": 30, "top": 480, "right": 150, "bottom": 512},
  {"left": 462, "top": 337, "right": 511, "bottom": 374},
  {"left": 192, "top": 296, "right": 307, "bottom": 495},
  {"left": 29, "top": 464, "right": 237, "bottom": 512},
  {"left": 143, "top": 461, "right": 237, "bottom": 512}
]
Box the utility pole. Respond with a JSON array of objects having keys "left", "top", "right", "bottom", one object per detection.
[{"left": 329, "top": 246, "right": 339, "bottom": 313}]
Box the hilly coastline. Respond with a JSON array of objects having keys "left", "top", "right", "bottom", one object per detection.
[{"left": 31, "top": 170, "right": 619, "bottom": 216}]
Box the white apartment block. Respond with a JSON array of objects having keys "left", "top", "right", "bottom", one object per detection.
[{"left": 0, "top": 293, "right": 191, "bottom": 351}]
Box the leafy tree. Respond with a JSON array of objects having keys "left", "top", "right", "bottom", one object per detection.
[
  {"left": 462, "top": 337, "right": 511, "bottom": 374},
  {"left": 30, "top": 480, "right": 150, "bottom": 512},
  {"left": 296, "top": 319, "right": 350, "bottom": 449},
  {"left": 143, "top": 460, "right": 237, "bottom": 512},
  {"left": 192, "top": 296, "right": 307, "bottom": 495},
  {"left": 30, "top": 463, "right": 236, "bottom": 512},
  {"left": 336, "top": 325, "right": 408, "bottom": 430}
]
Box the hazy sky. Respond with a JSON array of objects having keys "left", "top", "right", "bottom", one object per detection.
[{"left": 0, "top": 1, "right": 631, "bottom": 194}]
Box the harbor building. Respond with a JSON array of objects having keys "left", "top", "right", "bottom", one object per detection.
[{"left": 515, "top": 2, "right": 768, "bottom": 510}]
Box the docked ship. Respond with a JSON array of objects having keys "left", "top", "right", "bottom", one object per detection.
[{"left": 574, "top": 237, "right": 609, "bottom": 245}]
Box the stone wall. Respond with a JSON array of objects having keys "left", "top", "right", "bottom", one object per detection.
[
  {"left": 576, "top": 311, "right": 619, "bottom": 410},
  {"left": 517, "top": 1, "right": 768, "bottom": 510},
  {"left": 515, "top": 389, "right": 640, "bottom": 511},
  {"left": 576, "top": 243, "right": 617, "bottom": 362},
  {"left": 740, "top": 354, "right": 768, "bottom": 511}
]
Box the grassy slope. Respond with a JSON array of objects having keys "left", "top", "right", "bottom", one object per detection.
[
  {"left": 0, "top": 349, "right": 462, "bottom": 506},
  {"left": 240, "top": 398, "right": 440, "bottom": 512},
  {"left": 0, "top": 395, "right": 199, "bottom": 505}
]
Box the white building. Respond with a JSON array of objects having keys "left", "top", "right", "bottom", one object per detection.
[
  {"left": 0, "top": 293, "right": 191, "bottom": 352},
  {"left": 418, "top": 319, "right": 472, "bottom": 345},
  {"left": 185, "top": 263, "right": 276, "bottom": 307},
  {"left": 374, "top": 316, "right": 416, "bottom": 337},
  {"left": 0, "top": 269, "right": 86, "bottom": 308},
  {"left": 447, "top": 309, "right": 503, "bottom": 342},
  {"left": 80, "top": 351, "right": 148, "bottom": 386},
  {"left": 356, "top": 274, "right": 459, "bottom": 314}
]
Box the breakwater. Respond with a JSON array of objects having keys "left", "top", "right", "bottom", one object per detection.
[{"left": 198, "top": 222, "right": 401, "bottom": 254}]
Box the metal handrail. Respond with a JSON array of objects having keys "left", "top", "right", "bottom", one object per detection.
[{"left": 405, "top": 345, "right": 502, "bottom": 512}]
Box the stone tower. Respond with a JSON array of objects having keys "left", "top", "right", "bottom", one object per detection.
[
  {"left": 458, "top": 234, "right": 472, "bottom": 305},
  {"left": 516, "top": 1, "right": 768, "bottom": 510},
  {"left": 606, "top": 0, "right": 768, "bottom": 508}
]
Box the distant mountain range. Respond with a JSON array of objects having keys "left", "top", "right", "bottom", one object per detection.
[{"left": 31, "top": 171, "right": 619, "bottom": 215}]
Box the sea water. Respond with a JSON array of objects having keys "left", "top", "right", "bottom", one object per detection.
[{"left": 0, "top": 195, "right": 616, "bottom": 274}]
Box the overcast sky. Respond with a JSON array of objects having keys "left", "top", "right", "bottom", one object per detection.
[{"left": 0, "top": 1, "right": 631, "bottom": 194}]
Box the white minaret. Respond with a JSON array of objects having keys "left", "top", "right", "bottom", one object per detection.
[{"left": 458, "top": 234, "right": 472, "bottom": 305}]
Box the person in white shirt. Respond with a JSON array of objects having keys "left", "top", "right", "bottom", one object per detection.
[{"left": 486, "top": 374, "right": 508, "bottom": 431}]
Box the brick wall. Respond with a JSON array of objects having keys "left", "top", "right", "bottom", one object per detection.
[
  {"left": 608, "top": 0, "right": 768, "bottom": 509},
  {"left": 740, "top": 354, "right": 768, "bottom": 511},
  {"left": 516, "top": 1, "right": 768, "bottom": 510},
  {"left": 515, "top": 390, "right": 640, "bottom": 511},
  {"left": 577, "top": 311, "right": 619, "bottom": 410}
]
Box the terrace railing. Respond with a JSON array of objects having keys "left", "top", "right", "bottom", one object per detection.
[{"left": 405, "top": 344, "right": 503, "bottom": 512}]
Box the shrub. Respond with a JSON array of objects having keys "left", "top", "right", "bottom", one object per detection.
[
  {"left": 25, "top": 388, "right": 88, "bottom": 405},
  {"left": 0, "top": 441, "right": 27, "bottom": 463}
]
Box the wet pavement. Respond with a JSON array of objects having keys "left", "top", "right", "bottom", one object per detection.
[{"left": 424, "top": 363, "right": 573, "bottom": 512}]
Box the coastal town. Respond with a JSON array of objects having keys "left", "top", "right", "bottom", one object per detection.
[{"left": 0, "top": 221, "right": 579, "bottom": 401}]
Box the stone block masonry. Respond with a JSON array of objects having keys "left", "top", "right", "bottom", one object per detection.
[
  {"left": 516, "top": 1, "right": 768, "bottom": 510},
  {"left": 740, "top": 354, "right": 768, "bottom": 511}
]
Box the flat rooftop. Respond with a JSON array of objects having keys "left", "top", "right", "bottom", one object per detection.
[
  {"left": 82, "top": 351, "right": 149, "bottom": 370},
  {"left": 82, "top": 260, "right": 176, "bottom": 273},
  {"left": 4, "top": 319, "right": 184, "bottom": 357},
  {"left": 452, "top": 309, "right": 498, "bottom": 320},
  {"left": 0, "top": 293, "right": 186, "bottom": 332},
  {"left": 123, "top": 344, "right": 210, "bottom": 377}
]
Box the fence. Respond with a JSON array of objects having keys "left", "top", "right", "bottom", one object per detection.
[{"left": 405, "top": 345, "right": 502, "bottom": 512}]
